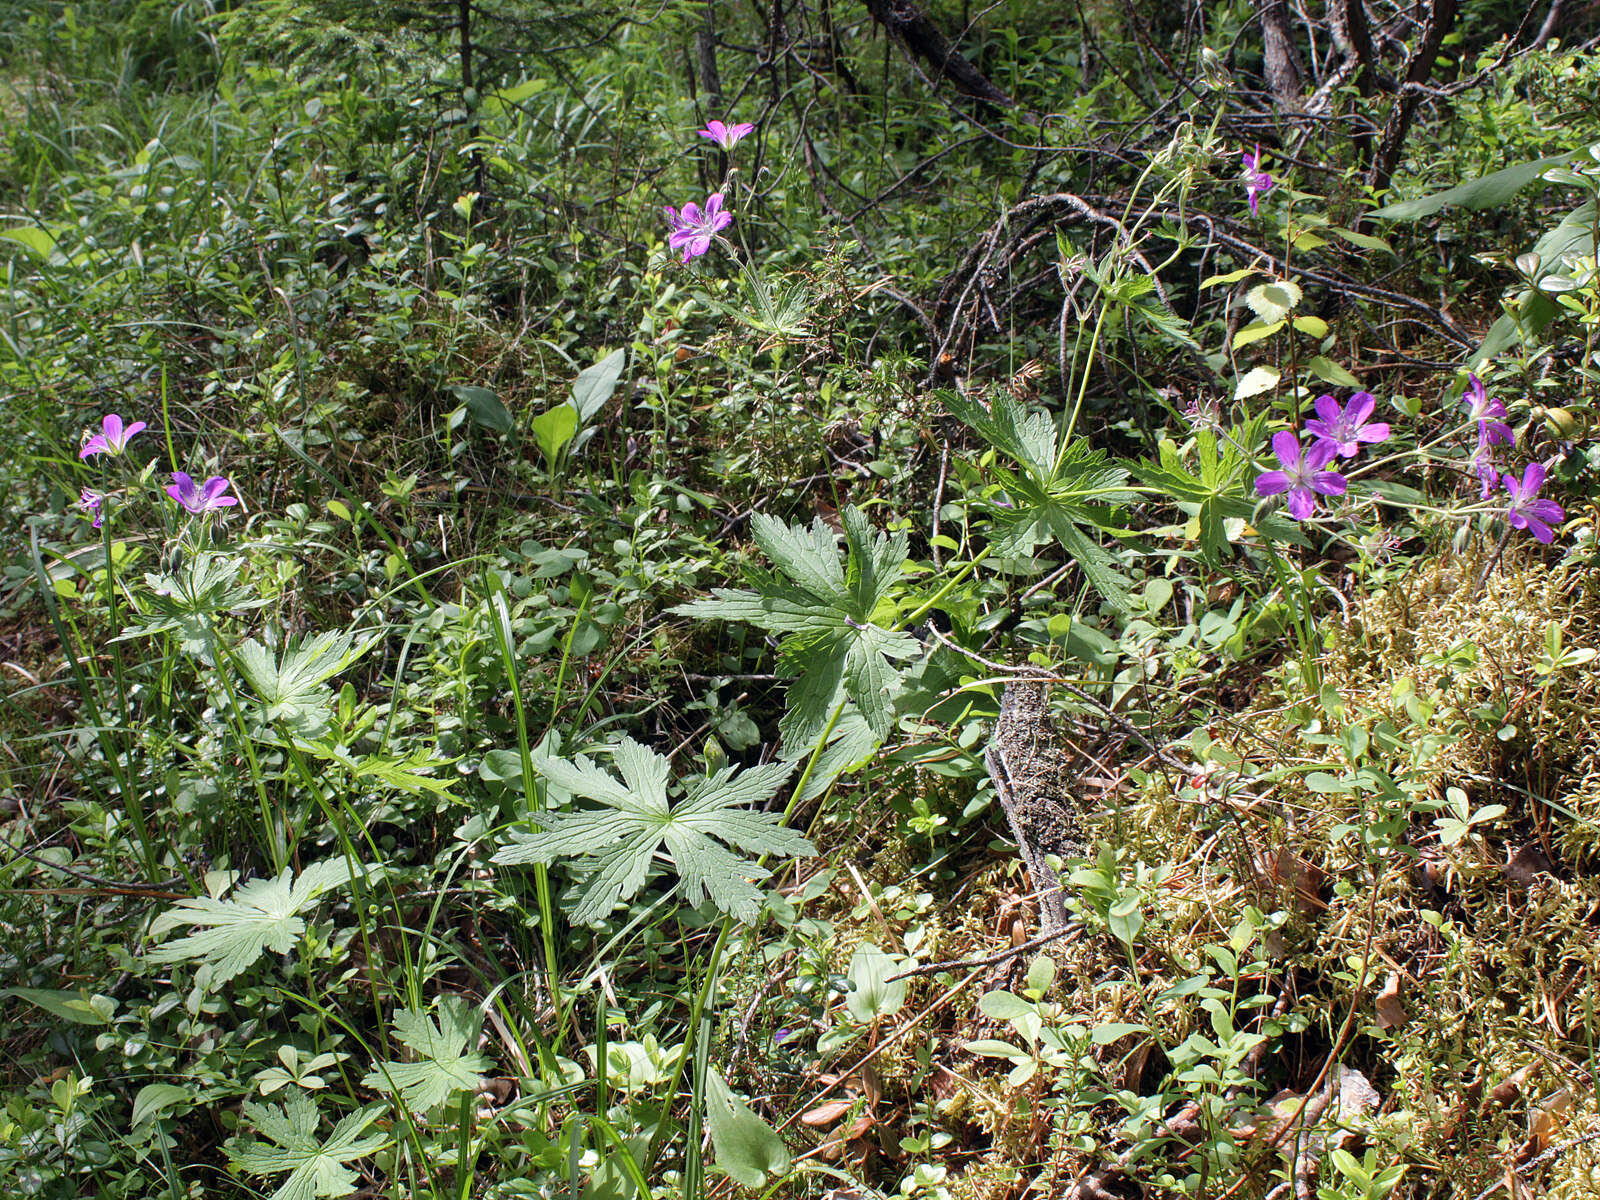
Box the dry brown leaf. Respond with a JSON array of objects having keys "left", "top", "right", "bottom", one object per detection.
[
  {"left": 1374, "top": 973, "right": 1406, "bottom": 1029},
  {"left": 800, "top": 1099, "right": 854, "bottom": 1127},
  {"left": 1530, "top": 1088, "right": 1573, "bottom": 1150},
  {"left": 1490, "top": 1062, "right": 1540, "bottom": 1109}
]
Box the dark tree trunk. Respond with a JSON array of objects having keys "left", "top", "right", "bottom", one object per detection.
[
  {"left": 694, "top": 1, "right": 723, "bottom": 115},
  {"left": 1366, "top": 0, "right": 1460, "bottom": 196},
  {"left": 1329, "top": 0, "right": 1377, "bottom": 96},
  {"left": 1257, "top": 0, "right": 1304, "bottom": 106},
  {"left": 860, "top": 0, "right": 1014, "bottom": 109}
]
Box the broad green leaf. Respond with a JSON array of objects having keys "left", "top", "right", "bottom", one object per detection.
[
  {"left": 1108, "top": 894, "right": 1144, "bottom": 946},
  {"left": 529, "top": 404, "right": 578, "bottom": 465},
  {"left": 1308, "top": 356, "right": 1361, "bottom": 388},
  {"left": 730, "top": 263, "right": 812, "bottom": 340},
  {"left": 119, "top": 551, "right": 262, "bottom": 655},
  {"left": 235, "top": 629, "right": 375, "bottom": 739},
  {"left": 1478, "top": 199, "right": 1599, "bottom": 360},
  {"left": 1091, "top": 1022, "right": 1150, "bottom": 1045},
  {"left": 673, "top": 507, "right": 918, "bottom": 746},
  {"left": 977, "top": 990, "right": 1033, "bottom": 1022},
  {"left": 450, "top": 384, "right": 513, "bottom": 434},
  {"left": 1369, "top": 153, "right": 1573, "bottom": 221},
  {"left": 0, "top": 987, "right": 116, "bottom": 1025},
  {"left": 148, "top": 860, "right": 355, "bottom": 983},
  {"left": 1231, "top": 319, "right": 1284, "bottom": 350},
  {"left": 362, "top": 995, "right": 492, "bottom": 1111},
  {"left": 1292, "top": 315, "right": 1329, "bottom": 338},
  {"left": 1328, "top": 227, "right": 1395, "bottom": 255},
  {"left": 492, "top": 737, "right": 811, "bottom": 924},
  {"left": 132, "top": 1083, "right": 192, "bottom": 1129},
  {"left": 229, "top": 1091, "right": 388, "bottom": 1200},
  {"left": 945, "top": 389, "right": 1135, "bottom": 613},
  {"left": 1133, "top": 419, "right": 1307, "bottom": 562},
  {"left": 964, "top": 1039, "right": 1026, "bottom": 1059},
  {"left": 0, "top": 225, "right": 58, "bottom": 260},
  {"left": 704, "top": 1067, "right": 790, "bottom": 1189},
  {"left": 1200, "top": 267, "right": 1257, "bottom": 289},
  {"left": 845, "top": 942, "right": 907, "bottom": 1023},
  {"left": 570, "top": 348, "right": 627, "bottom": 422}
]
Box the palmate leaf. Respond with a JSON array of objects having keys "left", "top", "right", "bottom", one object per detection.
[
  {"left": 491, "top": 737, "right": 812, "bottom": 925},
  {"left": 235, "top": 629, "right": 378, "bottom": 738},
  {"left": 945, "top": 389, "right": 1137, "bottom": 613},
  {"left": 147, "top": 860, "right": 355, "bottom": 984},
  {"left": 229, "top": 1091, "right": 388, "bottom": 1200},
  {"left": 1132, "top": 420, "right": 1307, "bottom": 559},
  {"left": 362, "top": 995, "right": 492, "bottom": 1111},
  {"left": 672, "top": 507, "right": 919, "bottom": 747}
]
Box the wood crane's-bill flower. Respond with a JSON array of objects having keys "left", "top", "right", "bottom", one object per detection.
[
  {"left": 697, "top": 120, "right": 754, "bottom": 150},
  {"left": 1255, "top": 430, "right": 1347, "bottom": 520},
  {"left": 663, "top": 192, "right": 733, "bottom": 262},
  {"left": 1242, "top": 145, "right": 1274, "bottom": 216},
  {"left": 167, "top": 472, "right": 239, "bottom": 515},
  {"left": 1502, "top": 462, "right": 1564, "bottom": 543},
  {"left": 79, "top": 413, "right": 147, "bottom": 459},
  {"left": 1305, "top": 391, "right": 1390, "bottom": 458},
  {"left": 79, "top": 488, "right": 104, "bottom": 528},
  {"left": 1465, "top": 373, "right": 1515, "bottom": 451}
]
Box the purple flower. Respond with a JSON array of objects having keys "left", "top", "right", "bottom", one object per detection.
[
  {"left": 697, "top": 119, "right": 755, "bottom": 150},
  {"left": 1242, "top": 145, "right": 1274, "bottom": 216},
  {"left": 166, "top": 472, "right": 239, "bottom": 515},
  {"left": 1304, "top": 391, "right": 1389, "bottom": 458},
  {"left": 1501, "top": 462, "right": 1564, "bottom": 543},
  {"left": 1254, "top": 430, "right": 1347, "bottom": 520},
  {"left": 80, "top": 488, "right": 104, "bottom": 529},
  {"left": 1470, "top": 445, "right": 1501, "bottom": 499},
  {"left": 1464, "top": 374, "right": 1514, "bottom": 452},
  {"left": 79, "top": 413, "right": 147, "bottom": 459},
  {"left": 664, "top": 192, "right": 733, "bottom": 262}
]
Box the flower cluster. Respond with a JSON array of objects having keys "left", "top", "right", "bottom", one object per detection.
[
  {"left": 1241, "top": 145, "right": 1274, "bottom": 216},
  {"left": 1463, "top": 373, "right": 1514, "bottom": 498},
  {"left": 77, "top": 411, "right": 239, "bottom": 527},
  {"left": 1251, "top": 376, "right": 1566, "bottom": 544},
  {"left": 1459, "top": 374, "right": 1564, "bottom": 543},
  {"left": 1255, "top": 392, "right": 1386, "bottom": 519},
  {"left": 662, "top": 114, "right": 754, "bottom": 262}
]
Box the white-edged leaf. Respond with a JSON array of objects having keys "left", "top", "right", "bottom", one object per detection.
[
  {"left": 1235, "top": 365, "right": 1280, "bottom": 400},
  {"left": 1245, "top": 280, "right": 1301, "bottom": 322}
]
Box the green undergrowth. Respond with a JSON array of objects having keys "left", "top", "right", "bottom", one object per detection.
[{"left": 3, "top": 2, "right": 1600, "bottom": 1199}]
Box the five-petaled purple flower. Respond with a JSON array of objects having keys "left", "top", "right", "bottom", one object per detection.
[
  {"left": 1305, "top": 391, "right": 1389, "bottom": 458},
  {"left": 166, "top": 472, "right": 239, "bottom": 515},
  {"left": 698, "top": 120, "right": 754, "bottom": 151},
  {"left": 80, "top": 488, "right": 104, "bottom": 529},
  {"left": 79, "top": 413, "right": 147, "bottom": 459},
  {"left": 663, "top": 192, "right": 733, "bottom": 262},
  {"left": 1501, "top": 462, "right": 1564, "bottom": 543},
  {"left": 1242, "top": 145, "right": 1274, "bottom": 216},
  {"left": 1464, "top": 373, "right": 1515, "bottom": 452},
  {"left": 1255, "top": 430, "right": 1347, "bottom": 520}
]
